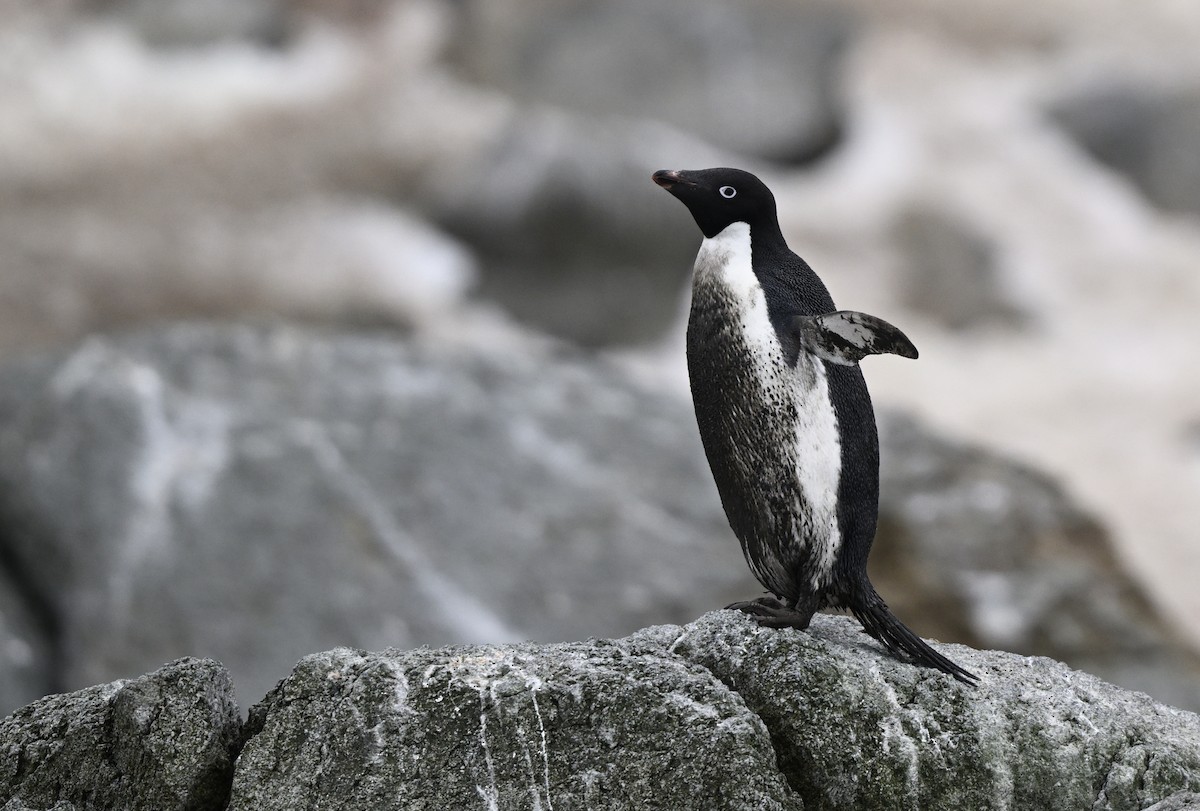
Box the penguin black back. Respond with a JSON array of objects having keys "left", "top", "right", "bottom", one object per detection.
[{"left": 653, "top": 167, "right": 976, "bottom": 685}]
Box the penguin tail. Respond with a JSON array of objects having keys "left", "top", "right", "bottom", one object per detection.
[{"left": 848, "top": 582, "right": 979, "bottom": 686}]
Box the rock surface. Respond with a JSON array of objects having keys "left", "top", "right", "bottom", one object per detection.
[
  {"left": 0, "top": 323, "right": 747, "bottom": 714},
  {"left": 3, "top": 611, "right": 1199, "bottom": 810},
  {"left": 0, "top": 572, "right": 51, "bottom": 718},
  {"left": 876, "top": 412, "right": 1200, "bottom": 712},
  {"left": 0, "top": 657, "right": 240, "bottom": 811},
  {"left": 448, "top": 0, "right": 851, "bottom": 165},
  {"left": 229, "top": 638, "right": 799, "bottom": 810},
  {"left": 0, "top": 322, "right": 1196, "bottom": 719},
  {"left": 671, "top": 611, "right": 1200, "bottom": 811},
  {"left": 3, "top": 0, "right": 1200, "bottom": 658}
]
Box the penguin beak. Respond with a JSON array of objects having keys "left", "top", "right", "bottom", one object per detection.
[{"left": 652, "top": 169, "right": 692, "bottom": 191}]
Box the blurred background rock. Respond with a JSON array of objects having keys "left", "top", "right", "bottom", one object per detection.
[{"left": 0, "top": 0, "right": 1198, "bottom": 714}]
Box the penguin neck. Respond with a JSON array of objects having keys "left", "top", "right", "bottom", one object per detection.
[
  {"left": 746, "top": 218, "right": 788, "bottom": 262},
  {"left": 698, "top": 219, "right": 789, "bottom": 286}
]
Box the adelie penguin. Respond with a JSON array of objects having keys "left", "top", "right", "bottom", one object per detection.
[{"left": 653, "top": 167, "right": 977, "bottom": 685}]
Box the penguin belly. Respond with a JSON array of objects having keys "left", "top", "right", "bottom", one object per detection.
[{"left": 685, "top": 223, "right": 844, "bottom": 601}]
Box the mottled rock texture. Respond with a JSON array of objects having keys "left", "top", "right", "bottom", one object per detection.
[
  {"left": 227, "top": 611, "right": 1200, "bottom": 810},
  {"left": 229, "top": 639, "right": 799, "bottom": 810},
  {"left": 674, "top": 612, "right": 1200, "bottom": 811},
  {"left": 0, "top": 658, "right": 240, "bottom": 811},
  {"left": 5, "top": 613, "right": 1199, "bottom": 810}
]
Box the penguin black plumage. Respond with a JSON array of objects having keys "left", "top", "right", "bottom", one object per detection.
[{"left": 653, "top": 167, "right": 977, "bottom": 685}]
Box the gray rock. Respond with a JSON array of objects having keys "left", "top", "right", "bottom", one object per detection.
[
  {"left": 448, "top": 0, "right": 852, "bottom": 165},
  {"left": 226, "top": 611, "right": 1200, "bottom": 810},
  {"left": 229, "top": 639, "right": 800, "bottom": 810},
  {"left": 0, "top": 323, "right": 750, "bottom": 714},
  {"left": 0, "top": 323, "right": 1197, "bottom": 720},
  {"left": 0, "top": 657, "right": 240, "bottom": 811},
  {"left": 671, "top": 611, "right": 1200, "bottom": 811},
  {"left": 420, "top": 109, "right": 725, "bottom": 346},
  {"left": 0, "top": 192, "right": 475, "bottom": 358},
  {"left": 1050, "top": 83, "right": 1200, "bottom": 217},
  {"left": 890, "top": 203, "right": 1028, "bottom": 331},
  {"left": 877, "top": 411, "right": 1200, "bottom": 711},
  {"left": 0, "top": 569, "right": 52, "bottom": 717},
  {"left": 433, "top": 0, "right": 854, "bottom": 346},
  {"left": 80, "top": 0, "right": 291, "bottom": 48},
  {"left": 2, "top": 800, "right": 78, "bottom": 811},
  {"left": 1145, "top": 792, "right": 1200, "bottom": 811}
]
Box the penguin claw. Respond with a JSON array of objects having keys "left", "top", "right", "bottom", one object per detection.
[{"left": 726, "top": 597, "right": 814, "bottom": 630}]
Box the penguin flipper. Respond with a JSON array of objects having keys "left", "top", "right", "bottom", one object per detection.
[{"left": 791, "top": 311, "right": 918, "bottom": 365}]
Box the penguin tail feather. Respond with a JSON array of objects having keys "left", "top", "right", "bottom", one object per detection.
[{"left": 849, "top": 584, "right": 979, "bottom": 686}]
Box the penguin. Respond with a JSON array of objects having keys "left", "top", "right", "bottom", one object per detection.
[{"left": 652, "top": 167, "right": 976, "bottom": 685}]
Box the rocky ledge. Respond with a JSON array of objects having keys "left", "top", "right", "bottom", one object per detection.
[{"left": 3, "top": 611, "right": 1199, "bottom": 811}]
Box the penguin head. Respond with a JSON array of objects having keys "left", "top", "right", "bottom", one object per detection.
[{"left": 652, "top": 167, "right": 778, "bottom": 239}]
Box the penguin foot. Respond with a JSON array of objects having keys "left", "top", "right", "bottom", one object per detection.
[{"left": 725, "top": 597, "right": 814, "bottom": 630}]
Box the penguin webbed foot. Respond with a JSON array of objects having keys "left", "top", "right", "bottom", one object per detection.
[{"left": 726, "top": 596, "right": 816, "bottom": 630}]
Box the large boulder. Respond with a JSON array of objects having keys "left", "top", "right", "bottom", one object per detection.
[
  {"left": 672, "top": 611, "right": 1200, "bottom": 811},
  {"left": 0, "top": 322, "right": 1196, "bottom": 719},
  {"left": 229, "top": 637, "right": 799, "bottom": 810},
  {"left": 0, "top": 3, "right": 730, "bottom": 352},
  {"left": 225, "top": 611, "right": 1200, "bottom": 810},
  {"left": 447, "top": 0, "right": 852, "bottom": 166},
  {"left": 0, "top": 323, "right": 748, "bottom": 715},
  {"left": 876, "top": 412, "right": 1200, "bottom": 712},
  {"left": 3, "top": 612, "right": 1198, "bottom": 809},
  {"left": 0, "top": 658, "right": 240, "bottom": 811}
]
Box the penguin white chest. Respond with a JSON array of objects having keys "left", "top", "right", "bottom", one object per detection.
[{"left": 692, "top": 222, "right": 844, "bottom": 590}]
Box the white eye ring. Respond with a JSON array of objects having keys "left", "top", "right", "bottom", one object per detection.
[{"left": 719, "top": 186, "right": 737, "bottom": 199}]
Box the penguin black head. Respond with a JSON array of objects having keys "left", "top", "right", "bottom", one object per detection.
[{"left": 652, "top": 167, "right": 778, "bottom": 239}]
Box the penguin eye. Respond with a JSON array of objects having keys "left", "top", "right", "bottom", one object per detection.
[{"left": 719, "top": 186, "right": 737, "bottom": 199}]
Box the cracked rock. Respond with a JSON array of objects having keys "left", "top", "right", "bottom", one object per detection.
[
  {"left": 225, "top": 610, "right": 1200, "bottom": 809},
  {"left": 668, "top": 611, "right": 1200, "bottom": 811},
  {"left": 229, "top": 639, "right": 799, "bottom": 810}
]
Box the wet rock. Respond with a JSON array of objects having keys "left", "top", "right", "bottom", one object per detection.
[
  {"left": 876, "top": 411, "right": 1200, "bottom": 711},
  {"left": 1050, "top": 83, "right": 1200, "bottom": 217},
  {"left": 448, "top": 0, "right": 852, "bottom": 165},
  {"left": 0, "top": 658, "right": 240, "bottom": 811}
]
